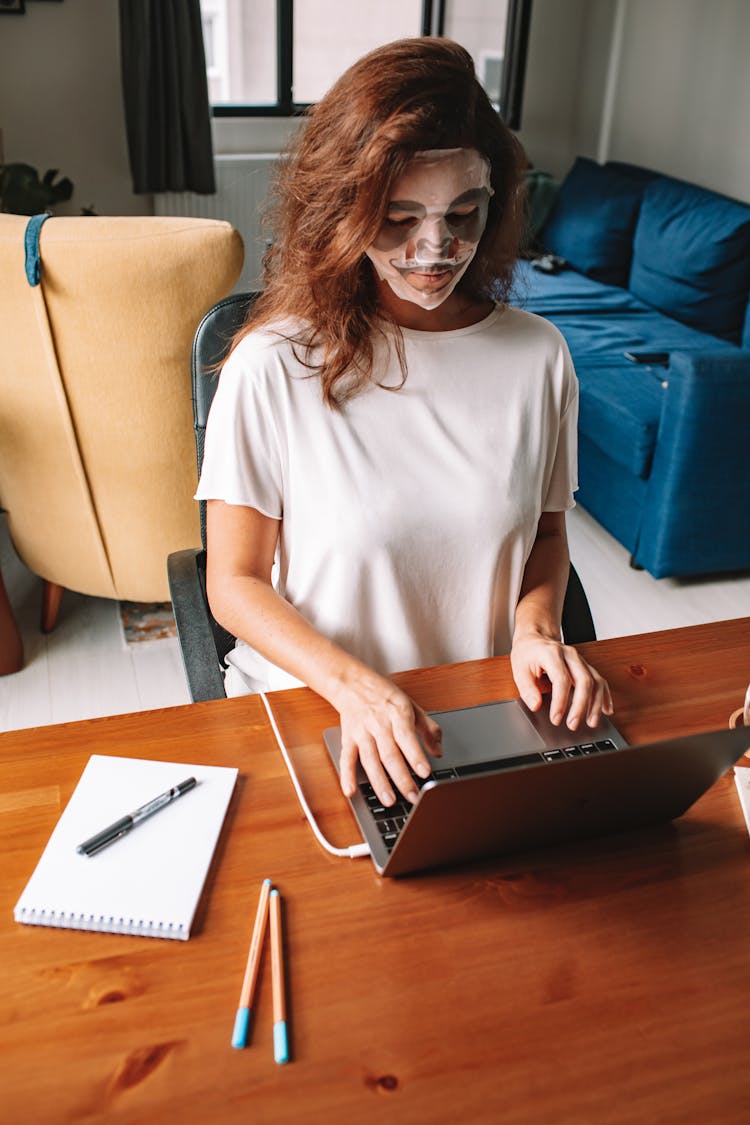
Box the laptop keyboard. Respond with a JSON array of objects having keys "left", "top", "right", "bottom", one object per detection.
[{"left": 359, "top": 739, "right": 620, "bottom": 851}]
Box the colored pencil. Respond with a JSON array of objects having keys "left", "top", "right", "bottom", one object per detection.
[
  {"left": 231, "top": 878, "right": 271, "bottom": 1048},
  {"left": 270, "top": 888, "right": 289, "bottom": 1064}
]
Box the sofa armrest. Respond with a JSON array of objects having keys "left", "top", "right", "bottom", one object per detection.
[
  {"left": 636, "top": 351, "right": 750, "bottom": 576},
  {"left": 167, "top": 547, "right": 228, "bottom": 702}
]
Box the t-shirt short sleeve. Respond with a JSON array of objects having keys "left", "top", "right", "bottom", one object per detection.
[
  {"left": 543, "top": 375, "right": 579, "bottom": 512},
  {"left": 195, "top": 339, "right": 284, "bottom": 519}
]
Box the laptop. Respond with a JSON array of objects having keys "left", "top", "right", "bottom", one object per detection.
[{"left": 322, "top": 697, "right": 749, "bottom": 877}]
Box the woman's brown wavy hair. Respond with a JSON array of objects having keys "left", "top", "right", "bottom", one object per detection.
[{"left": 237, "top": 36, "right": 527, "bottom": 407}]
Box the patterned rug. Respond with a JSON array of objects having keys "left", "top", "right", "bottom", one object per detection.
[{"left": 119, "top": 601, "right": 177, "bottom": 645}]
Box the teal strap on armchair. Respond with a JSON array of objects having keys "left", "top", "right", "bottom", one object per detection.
[{"left": 24, "top": 212, "right": 51, "bottom": 286}]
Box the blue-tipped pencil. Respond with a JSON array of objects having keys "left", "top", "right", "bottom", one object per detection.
[
  {"left": 270, "top": 889, "right": 289, "bottom": 1064},
  {"left": 231, "top": 878, "right": 271, "bottom": 1048}
]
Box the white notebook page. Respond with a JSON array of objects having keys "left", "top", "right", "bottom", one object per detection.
[{"left": 14, "top": 755, "right": 238, "bottom": 940}]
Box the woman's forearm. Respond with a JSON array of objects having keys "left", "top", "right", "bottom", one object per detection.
[
  {"left": 513, "top": 511, "right": 569, "bottom": 643},
  {"left": 209, "top": 573, "right": 443, "bottom": 803},
  {"left": 208, "top": 574, "right": 375, "bottom": 707}
]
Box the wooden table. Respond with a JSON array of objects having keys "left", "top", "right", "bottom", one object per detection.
[{"left": 1, "top": 619, "right": 749, "bottom": 1124}]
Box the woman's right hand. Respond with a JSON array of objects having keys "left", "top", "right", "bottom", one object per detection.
[
  {"left": 334, "top": 670, "right": 443, "bottom": 806},
  {"left": 205, "top": 503, "right": 443, "bottom": 803}
]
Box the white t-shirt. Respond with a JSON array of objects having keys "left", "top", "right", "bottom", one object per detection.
[{"left": 196, "top": 304, "right": 578, "bottom": 693}]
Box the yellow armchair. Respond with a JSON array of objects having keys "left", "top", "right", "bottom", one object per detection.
[{"left": 0, "top": 213, "right": 243, "bottom": 630}]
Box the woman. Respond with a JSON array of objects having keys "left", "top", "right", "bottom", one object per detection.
[{"left": 196, "top": 37, "right": 613, "bottom": 809}]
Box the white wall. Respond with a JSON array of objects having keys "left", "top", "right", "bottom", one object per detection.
[
  {"left": 516, "top": 0, "right": 750, "bottom": 202},
  {"left": 516, "top": 0, "right": 597, "bottom": 178},
  {"left": 0, "top": 0, "right": 748, "bottom": 217},
  {"left": 598, "top": 0, "right": 750, "bottom": 201},
  {"left": 0, "top": 0, "right": 144, "bottom": 216}
]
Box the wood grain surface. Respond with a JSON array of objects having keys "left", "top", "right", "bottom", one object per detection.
[{"left": 1, "top": 619, "right": 749, "bottom": 1124}]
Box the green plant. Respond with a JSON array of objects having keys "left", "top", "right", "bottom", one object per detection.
[{"left": 0, "top": 162, "right": 74, "bottom": 215}]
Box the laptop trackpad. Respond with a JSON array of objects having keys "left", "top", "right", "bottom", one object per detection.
[{"left": 431, "top": 700, "right": 546, "bottom": 768}]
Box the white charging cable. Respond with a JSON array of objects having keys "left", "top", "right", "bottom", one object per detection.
[{"left": 258, "top": 691, "right": 371, "bottom": 859}]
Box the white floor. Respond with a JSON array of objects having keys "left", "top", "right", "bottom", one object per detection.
[
  {"left": 0, "top": 514, "right": 190, "bottom": 733},
  {"left": 1, "top": 506, "right": 749, "bottom": 734}
]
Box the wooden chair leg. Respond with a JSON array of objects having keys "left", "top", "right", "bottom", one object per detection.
[
  {"left": 0, "top": 567, "right": 23, "bottom": 674},
  {"left": 41, "top": 581, "right": 64, "bottom": 634}
]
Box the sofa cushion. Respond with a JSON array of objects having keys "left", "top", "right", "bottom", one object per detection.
[
  {"left": 630, "top": 176, "right": 750, "bottom": 343},
  {"left": 545, "top": 308, "right": 739, "bottom": 371},
  {"left": 540, "top": 158, "right": 650, "bottom": 286},
  {"left": 511, "top": 259, "right": 648, "bottom": 315},
  {"left": 602, "top": 160, "right": 659, "bottom": 186},
  {"left": 576, "top": 367, "right": 665, "bottom": 480}
]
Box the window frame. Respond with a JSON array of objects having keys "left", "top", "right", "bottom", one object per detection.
[{"left": 210, "top": 0, "right": 533, "bottom": 129}]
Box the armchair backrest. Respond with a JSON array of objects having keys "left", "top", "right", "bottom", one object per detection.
[{"left": 0, "top": 213, "right": 244, "bottom": 602}]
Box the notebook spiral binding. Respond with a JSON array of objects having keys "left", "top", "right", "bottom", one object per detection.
[{"left": 16, "top": 906, "right": 185, "bottom": 938}]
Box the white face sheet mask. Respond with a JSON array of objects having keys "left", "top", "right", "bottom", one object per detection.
[{"left": 365, "top": 148, "right": 494, "bottom": 311}]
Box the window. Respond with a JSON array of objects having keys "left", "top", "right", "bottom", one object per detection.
[{"left": 199, "top": 0, "right": 533, "bottom": 128}]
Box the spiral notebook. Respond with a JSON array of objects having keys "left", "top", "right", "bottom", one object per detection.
[{"left": 14, "top": 755, "right": 238, "bottom": 941}]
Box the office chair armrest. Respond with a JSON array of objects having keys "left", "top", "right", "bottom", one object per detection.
[{"left": 167, "top": 547, "right": 227, "bottom": 701}]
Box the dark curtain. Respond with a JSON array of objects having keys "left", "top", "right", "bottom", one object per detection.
[{"left": 119, "top": 0, "right": 216, "bottom": 194}]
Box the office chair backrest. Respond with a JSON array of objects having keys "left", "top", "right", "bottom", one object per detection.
[
  {"left": 190, "top": 292, "right": 258, "bottom": 668},
  {"left": 561, "top": 564, "right": 596, "bottom": 644},
  {"left": 192, "top": 291, "right": 259, "bottom": 548}
]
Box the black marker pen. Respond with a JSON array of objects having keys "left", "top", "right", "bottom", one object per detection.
[{"left": 77, "top": 777, "right": 197, "bottom": 856}]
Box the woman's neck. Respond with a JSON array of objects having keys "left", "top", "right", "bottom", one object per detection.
[{"left": 376, "top": 281, "right": 494, "bottom": 331}]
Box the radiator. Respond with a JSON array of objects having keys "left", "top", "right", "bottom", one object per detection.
[{"left": 153, "top": 153, "right": 278, "bottom": 292}]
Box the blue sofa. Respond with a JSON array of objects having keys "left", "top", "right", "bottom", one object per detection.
[{"left": 511, "top": 157, "right": 750, "bottom": 578}]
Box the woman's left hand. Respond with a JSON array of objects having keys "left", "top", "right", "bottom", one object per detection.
[{"left": 510, "top": 630, "right": 614, "bottom": 731}]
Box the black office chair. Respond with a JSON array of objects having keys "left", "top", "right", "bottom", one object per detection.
[
  {"left": 168, "top": 292, "right": 257, "bottom": 702},
  {"left": 168, "top": 294, "right": 597, "bottom": 702}
]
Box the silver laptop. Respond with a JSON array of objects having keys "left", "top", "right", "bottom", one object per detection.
[{"left": 323, "top": 697, "right": 749, "bottom": 877}]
